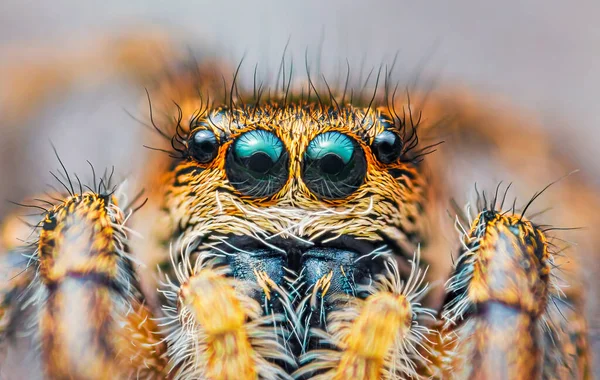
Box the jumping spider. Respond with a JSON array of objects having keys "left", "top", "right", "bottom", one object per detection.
[{"left": 0, "top": 36, "right": 595, "bottom": 379}]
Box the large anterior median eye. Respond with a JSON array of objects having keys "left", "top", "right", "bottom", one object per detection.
[
  {"left": 225, "top": 130, "right": 289, "bottom": 197},
  {"left": 303, "top": 131, "right": 366, "bottom": 199}
]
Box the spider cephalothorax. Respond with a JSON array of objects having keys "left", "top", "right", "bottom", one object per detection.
[{"left": 160, "top": 101, "right": 431, "bottom": 354}]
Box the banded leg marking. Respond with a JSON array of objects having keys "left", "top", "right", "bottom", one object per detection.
[
  {"left": 440, "top": 210, "right": 589, "bottom": 379},
  {"left": 32, "top": 192, "right": 167, "bottom": 378}
]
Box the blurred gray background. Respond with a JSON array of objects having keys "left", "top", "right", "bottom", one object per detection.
[
  {"left": 0, "top": 0, "right": 599, "bottom": 210},
  {"left": 0, "top": 0, "right": 599, "bottom": 377}
]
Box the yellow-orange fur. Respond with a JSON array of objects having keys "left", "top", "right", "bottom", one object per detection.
[
  {"left": 32, "top": 193, "right": 167, "bottom": 378},
  {"left": 180, "top": 269, "right": 258, "bottom": 380},
  {"left": 161, "top": 258, "right": 293, "bottom": 380},
  {"left": 434, "top": 212, "right": 589, "bottom": 379}
]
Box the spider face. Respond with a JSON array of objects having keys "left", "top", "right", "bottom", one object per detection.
[{"left": 164, "top": 103, "right": 427, "bottom": 333}]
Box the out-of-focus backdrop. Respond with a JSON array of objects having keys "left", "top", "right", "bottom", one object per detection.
[
  {"left": 1, "top": 0, "right": 599, "bottom": 215},
  {"left": 0, "top": 0, "right": 598, "bottom": 377}
]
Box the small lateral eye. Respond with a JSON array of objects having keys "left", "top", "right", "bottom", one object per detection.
[
  {"left": 189, "top": 129, "right": 219, "bottom": 163},
  {"left": 372, "top": 130, "right": 402, "bottom": 164}
]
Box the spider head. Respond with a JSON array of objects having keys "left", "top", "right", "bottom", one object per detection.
[{"left": 161, "top": 100, "right": 428, "bottom": 338}]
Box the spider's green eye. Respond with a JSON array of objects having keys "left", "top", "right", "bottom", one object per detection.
[
  {"left": 189, "top": 129, "right": 219, "bottom": 163},
  {"left": 303, "top": 131, "right": 366, "bottom": 199},
  {"left": 226, "top": 130, "right": 289, "bottom": 197},
  {"left": 233, "top": 130, "right": 283, "bottom": 173},
  {"left": 306, "top": 132, "right": 355, "bottom": 174}
]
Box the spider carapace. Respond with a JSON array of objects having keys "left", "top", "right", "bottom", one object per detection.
[{"left": 0, "top": 48, "right": 594, "bottom": 379}]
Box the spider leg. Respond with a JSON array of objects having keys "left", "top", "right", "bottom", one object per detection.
[
  {"left": 0, "top": 29, "right": 182, "bottom": 127},
  {"left": 540, "top": 295, "right": 591, "bottom": 379},
  {"left": 435, "top": 209, "right": 589, "bottom": 379},
  {"left": 0, "top": 213, "right": 36, "bottom": 340},
  {"left": 294, "top": 255, "right": 434, "bottom": 380},
  {"left": 159, "top": 253, "right": 295, "bottom": 380},
  {"left": 0, "top": 250, "right": 35, "bottom": 341},
  {"left": 12, "top": 191, "right": 169, "bottom": 378}
]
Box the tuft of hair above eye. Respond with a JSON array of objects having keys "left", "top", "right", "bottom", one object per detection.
[{"left": 188, "top": 129, "right": 219, "bottom": 164}]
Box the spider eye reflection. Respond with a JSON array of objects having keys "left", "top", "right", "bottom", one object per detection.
[
  {"left": 372, "top": 130, "right": 402, "bottom": 164},
  {"left": 303, "top": 131, "right": 366, "bottom": 199},
  {"left": 188, "top": 129, "right": 219, "bottom": 163},
  {"left": 225, "top": 130, "right": 289, "bottom": 197}
]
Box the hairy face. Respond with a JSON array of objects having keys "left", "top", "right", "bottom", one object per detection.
[{"left": 161, "top": 101, "right": 428, "bottom": 335}]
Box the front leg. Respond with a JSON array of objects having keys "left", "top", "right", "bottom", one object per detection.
[
  {"left": 438, "top": 207, "right": 590, "bottom": 379},
  {"left": 293, "top": 254, "right": 434, "bottom": 380},
  {"left": 158, "top": 249, "right": 296, "bottom": 380},
  {"left": 0, "top": 252, "right": 31, "bottom": 337},
  {"left": 2, "top": 190, "right": 168, "bottom": 378}
]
